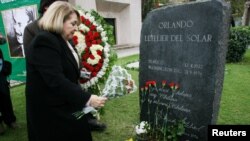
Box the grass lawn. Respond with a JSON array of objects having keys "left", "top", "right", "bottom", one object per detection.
[
  {"left": 1, "top": 50, "right": 250, "bottom": 141},
  {"left": 217, "top": 49, "right": 250, "bottom": 124}
]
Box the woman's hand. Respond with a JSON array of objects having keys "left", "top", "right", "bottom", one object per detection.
[{"left": 89, "top": 95, "right": 107, "bottom": 108}]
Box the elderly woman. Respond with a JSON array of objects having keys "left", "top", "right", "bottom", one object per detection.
[{"left": 25, "top": 2, "right": 107, "bottom": 141}]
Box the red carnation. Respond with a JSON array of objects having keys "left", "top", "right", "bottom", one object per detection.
[
  {"left": 95, "top": 66, "right": 100, "bottom": 72},
  {"left": 90, "top": 25, "right": 96, "bottom": 31},
  {"left": 84, "top": 62, "right": 90, "bottom": 69},
  {"left": 85, "top": 36, "right": 90, "bottom": 42},
  {"left": 152, "top": 81, "right": 156, "bottom": 87},
  {"left": 86, "top": 42, "right": 92, "bottom": 47},
  {"left": 84, "top": 47, "right": 89, "bottom": 52},
  {"left": 87, "top": 31, "right": 93, "bottom": 36},
  {"left": 89, "top": 54, "right": 95, "bottom": 60},
  {"left": 88, "top": 66, "right": 94, "bottom": 72},
  {"left": 146, "top": 81, "right": 151, "bottom": 87},
  {"left": 80, "top": 16, "right": 85, "bottom": 22},
  {"left": 79, "top": 78, "right": 86, "bottom": 83},
  {"left": 97, "top": 62, "right": 103, "bottom": 68},
  {"left": 93, "top": 32, "right": 100, "bottom": 39},
  {"left": 91, "top": 72, "right": 97, "bottom": 77},
  {"left": 146, "top": 80, "right": 156, "bottom": 87},
  {"left": 82, "top": 61, "right": 88, "bottom": 67},
  {"left": 99, "top": 59, "right": 103, "bottom": 63},
  {"left": 97, "top": 39, "right": 102, "bottom": 44},
  {"left": 72, "top": 36, "right": 78, "bottom": 40},
  {"left": 85, "top": 19, "right": 91, "bottom": 26},
  {"left": 162, "top": 80, "right": 167, "bottom": 87},
  {"left": 83, "top": 53, "right": 89, "bottom": 60},
  {"left": 89, "top": 35, "right": 94, "bottom": 41},
  {"left": 73, "top": 40, "right": 78, "bottom": 45},
  {"left": 92, "top": 40, "right": 97, "bottom": 44},
  {"left": 72, "top": 36, "right": 78, "bottom": 45},
  {"left": 97, "top": 50, "right": 102, "bottom": 56},
  {"left": 169, "top": 82, "right": 175, "bottom": 90}
]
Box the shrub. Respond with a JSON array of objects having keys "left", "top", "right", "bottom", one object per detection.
[{"left": 227, "top": 26, "right": 250, "bottom": 63}]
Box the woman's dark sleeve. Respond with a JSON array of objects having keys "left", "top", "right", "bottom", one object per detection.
[{"left": 28, "top": 33, "right": 91, "bottom": 107}]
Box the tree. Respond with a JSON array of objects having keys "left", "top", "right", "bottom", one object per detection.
[
  {"left": 242, "top": 0, "right": 250, "bottom": 25},
  {"left": 142, "top": 0, "right": 169, "bottom": 21},
  {"left": 225, "top": 0, "right": 246, "bottom": 17}
]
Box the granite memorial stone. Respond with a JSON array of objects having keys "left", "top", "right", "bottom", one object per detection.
[{"left": 139, "top": 0, "right": 231, "bottom": 140}]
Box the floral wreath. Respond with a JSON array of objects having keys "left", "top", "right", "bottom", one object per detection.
[{"left": 73, "top": 8, "right": 116, "bottom": 90}]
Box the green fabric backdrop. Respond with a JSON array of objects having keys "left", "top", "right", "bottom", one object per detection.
[{"left": 0, "top": 0, "right": 40, "bottom": 81}]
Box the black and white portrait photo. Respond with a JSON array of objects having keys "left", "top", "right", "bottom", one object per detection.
[{"left": 1, "top": 5, "right": 37, "bottom": 58}]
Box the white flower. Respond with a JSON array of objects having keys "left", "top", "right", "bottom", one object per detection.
[
  {"left": 102, "top": 37, "right": 108, "bottom": 42},
  {"left": 97, "top": 72, "right": 104, "bottom": 77},
  {"left": 93, "top": 77, "right": 98, "bottom": 82},
  {"left": 97, "top": 26, "right": 104, "bottom": 32},
  {"left": 87, "top": 58, "right": 98, "bottom": 65},
  {"left": 86, "top": 81, "right": 91, "bottom": 87},
  {"left": 89, "top": 16, "right": 95, "bottom": 22},
  {"left": 92, "top": 21, "right": 98, "bottom": 26},
  {"left": 104, "top": 46, "right": 110, "bottom": 53},
  {"left": 104, "top": 58, "right": 109, "bottom": 63},
  {"left": 135, "top": 126, "right": 145, "bottom": 135},
  {"left": 135, "top": 121, "right": 150, "bottom": 135},
  {"left": 101, "top": 31, "right": 107, "bottom": 37},
  {"left": 90, "top": 78, "right": 96, "bottom": 85},
  {"left": 78, "top": 10, "right": 85, "bottom": 16},
  {"left": 74, "top": 31, "right": 87, "bottom": 56},
  {"left": 85, "top": 12, "right": 92, "bottom": 19},
  {"left": 87, "top": 45, "right": 104, "bottom": 65},
  {"left": 89, "top": 44, "right": 103, "bottom": 52},
  {"left": 79, "top": 24, "right": 90, "bottom": 32}
]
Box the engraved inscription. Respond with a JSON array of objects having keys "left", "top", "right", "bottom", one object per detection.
[
  {"left": 145, "top": 20, "right": 212, "bottom": 43},
  {"left": 147, "top": 59, "right": 204, "bottom": 77},
  {"left": 158, "top": 20, "right": 194, "bottom": 29}
]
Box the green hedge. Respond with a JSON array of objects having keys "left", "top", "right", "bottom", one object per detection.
[{"left": 227, "top": 26, "right": 250, "bottom": 63}]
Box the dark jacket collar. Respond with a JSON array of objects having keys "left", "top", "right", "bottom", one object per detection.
[{"left": 52, "top": 33, "right": 80, "bottom": 77}]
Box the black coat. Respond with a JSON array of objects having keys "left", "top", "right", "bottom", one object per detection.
[
  {"left": 25, "top": 31, "right": 92, "bottom": 141},
  {"left": 23, "top": 19, "right": 41, "bottom": 52},
  {"left": 0, "top": 48, "right": 8, "bottom": 90},
  {"left": 0, "top": 48, "right": 16, "bottom": 125},
  {"left": 0, "top": 49, "right": 6, "bottom": 83}
]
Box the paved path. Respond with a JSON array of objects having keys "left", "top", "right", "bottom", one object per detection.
[
  {"left": 116, "top": 46, "right": 140, "bottom": 69},
  {"left": 116, "top": 46, "right": 139, "bottom": 58}
]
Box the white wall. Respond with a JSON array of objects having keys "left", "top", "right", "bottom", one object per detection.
[
  {"left": 69, "top": 0, "right": 96, "bottom": 11},
  {"left": 129, "top": 0, "right": 141, "bottom": 45},
  {"left": 69, "top": 0, "right": 142, "bottom": 46},
  {"left": 104, "top": 0, "right": 130, "bottom": 4},
  {"left": 118, "top": 6, "right": 131, "bottom": 45}
]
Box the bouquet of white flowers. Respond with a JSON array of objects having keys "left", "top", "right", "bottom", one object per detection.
[{"left": 73, "top": 65, "right": 137, "bottom": 119}]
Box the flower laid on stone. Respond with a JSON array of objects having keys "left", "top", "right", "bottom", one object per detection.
[
  {"left": 135, "top": 80, "right": 185, "bottom": 141},
  {"left": 135, "top": 121, "right": 151, "bottom": 136}
]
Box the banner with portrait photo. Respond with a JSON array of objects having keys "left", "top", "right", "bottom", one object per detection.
[{"left": 0, "top": 0, "right": 39, "bottom": 82}]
